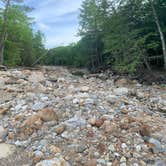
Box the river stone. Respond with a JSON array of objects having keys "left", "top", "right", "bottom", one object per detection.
[
  {"left": 35, "top": 155, "right": 70, "bottom": 166},
  {"left": 65, "top": 116, "right": 86, "bottom": 129},
  {"left": 155, "top": 160, "right": 166, "bottom": 166},
  {"left": 0, "top": 143, "right": 16, "bottom": 159},
  {"left": 107, "top": 95, "right": 118, "bottom": 104},
  {"left": 32, "top": 102, "right": 46, "bottom": 111},
  {"left": 0, "top": 126, "right": 7, "bottom": 141},
  {"left": 113, "top": 87, "right": 129, "bottom": 96},
  {"left": 149, "top": 138, "right": 163, "bottom": 153},
  {"left": 0, "top": 80, "right": 5, "bottom": 88}
]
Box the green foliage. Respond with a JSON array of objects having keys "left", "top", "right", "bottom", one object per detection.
[{"left": 0, "top": 2, "right": 45, "bottom": 67}]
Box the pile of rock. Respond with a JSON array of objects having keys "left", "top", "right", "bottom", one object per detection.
[{"left": 0, "top": 66, "right": 165, "bottom": 166}]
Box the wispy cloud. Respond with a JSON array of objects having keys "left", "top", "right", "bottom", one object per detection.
[{"left": 25, "top": 0, "right": 83, "bottom": 48}]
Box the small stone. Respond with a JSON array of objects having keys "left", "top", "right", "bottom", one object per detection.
[
  {"left": 120, "top": 163, "right": 127, "bottom": 166},
  {"left": 50, "top": 145, "right": 61, "bottom": 154},
  {"left": 107, "top": 95, "right": 118, "bottom": 104},
  {"left": 54, "top": 124, "right": 66, "bottom": 135},
  {"left": 15, "top": 140, "right": 29, "bottom": 147},
  {"left": 113, "top": 87, "right": 129, "bottom": 96},
  {"left": 0, "top": 126, "right": 7, "bottom": 141},
  {"left": 120, "top": 156, "right": 127, "bottom": 163},
  {"left": 40, "top": 139, "right": 48, "bottom": 147},
  {"left": 37, "top": 108, "right": 58, "bottom": 122},
  {"left": 0, "top": 108, "right": 9, "bottom": 115},
  {"left": 121, "top": 109, "right": 128, "bottom": 114},
  {"left": 155, "top": 160, "right": 166, "bottom": 166},
  {"left": 0, "top": 80, "right": 5, "bottom": 88},
  {"left": 8, "top": 132, "right": 14, "bottom": 140},
  {"left": 139, "top": 124, "right": 151, "bottom": 137},
  {"left": 95, "top": 119, "right": 104, "bottom": 128},
  {"left": 121, "top": 143, "right": 127, "bottom": 149},
  {"left": 88, "top": 117, "right": 96, "bottom": 126},
  {"left": 102, "top": 121, "right": 117, "bottom": 133},
  {"left": 107, "top": 162, "right": 112, "bottom": 166},
  {"left": 65, "top": 116, "right": 86, "bottom": 129},
  {"left": 80, "top": 86, "right": 90, "bottom": 92},
  {"left": 97, "top": 143, "right": 106, "bottom": 154},
  {"left": 73, "top": 98, "right": 79, "bottom": 104},
  {"left": 32, "top": 102, "right": 46, "bottom": 111},
  {"left": 112, "top": 159, "right": 119, "bottom": 166},
  {"left": 84, "top": 159, "right": 97, "bottom": 166},
  {"left": 14, "top": 114, "right": 24, "bottom": 121},
  {"left": 108, "top": 144, "right": 115, "bottom": 152},
  {"left": 34, "top": 150, "right": 44, "bottom": 157},
  {"left": 148, "top": 138, "right": 163, "bottom": 153},
  {"left": 133, "top": 163, "right": 139, "bottom": 166},
  {"left": 35, "top": 155, "right": 70, "bottom": 166},
  {"left": 135, "top": 145, "right": 141, "bottom": 152}
]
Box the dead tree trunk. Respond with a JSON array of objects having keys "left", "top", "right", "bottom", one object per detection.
[
  {"left": 150, "top": 0, "right": 166, "bottom": 70},
  {"left": 0, "top": 0, "right": 10, "bottom": 65}
]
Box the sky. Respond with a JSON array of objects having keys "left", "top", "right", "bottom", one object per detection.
[{"left": 25, "top": 0, "right": 83, "bottom": 48}]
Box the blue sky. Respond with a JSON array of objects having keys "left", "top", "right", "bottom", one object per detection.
[{"left": 25, "top": 0, "right": 83, "bottom": 48}]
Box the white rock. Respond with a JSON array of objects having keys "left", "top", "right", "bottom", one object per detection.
[
  {"left": 136, "top": 145, "right": 141, "bottom": 152},
  {"left": 32, "top": 102, "right": 46, "bottom": 110},
  {"left": 113, "top": 87, "right": 129, "bottom": 96},
  {"left": 80, "top": 86, "right": 90, "bottom": 92},
  {"left": 121, "top": 143, "right": 127, "bottom": 149},
  {"left": 120, "top": 163, "right": 127, "bottom": 166},
  {"left": 120, "top": 156, "right": 127, "bottom": 163},
  {"left": 0, "top": 80, "right": 5, "bottom": 88},
  {"left": 65, "top": 116, "right": 86, "bottom": 129},
  {"left": 0, "top": 143, "right": 16, "bottom": 159},
  {"left": 107, "top": 95, "right": 118, "bottom": 104},
  {"left": 73, "top": 98, "right": 79, "bottom": 104},
  {"left": 35, "top": 155, "right": 70, "bottom": 166}
]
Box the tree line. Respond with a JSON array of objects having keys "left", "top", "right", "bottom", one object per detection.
[
  {"left": 45, "top": 0, "right": 166, "bottom": 73},
  {"left": 0, "top": 0, "right": 46, "bottom": 66},
  {"left": 0, "top": 0, "right": 166, "bottom": 74}
]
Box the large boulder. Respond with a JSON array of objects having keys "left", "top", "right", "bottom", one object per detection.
[{"left": 0, "top": 144, "right": 16, "bottom": 159}]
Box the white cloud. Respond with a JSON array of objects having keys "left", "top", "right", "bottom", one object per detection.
[{"left": 25, "top": 0, "right": 83, "bottom": 48}]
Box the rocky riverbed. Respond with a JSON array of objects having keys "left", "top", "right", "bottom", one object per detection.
[{"left": 0, "top": 66, "right": 166, "bottom": 166}]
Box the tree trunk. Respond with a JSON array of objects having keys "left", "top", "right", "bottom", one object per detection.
[
  {"left": 0, "top": 0, "right": 10, "bottom": 65},
  {"left": 150, "top": 0, "right": 166, "bottom": 70}
]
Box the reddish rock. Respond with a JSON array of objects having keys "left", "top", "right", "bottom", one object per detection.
[
  {"left": 112, "top": 159, "right": 120, "bottom": 166},
  {"left": 139, "top": 124, "right": 151, "bottom": 137},
  {"left": 97, "top": 143, "right": 106, "bottom": 154},
  {"left": 95, "top": 119, "right": 104, "bottom": 128},
  {"left": 0, "top": 108, "right": 9, "bottom": 115},
  {"left": 8, "top": 132, "right": 14, "bottom": 140},
  {"left": 84, "top": 159, "right": 97, "bottom": 166},
  {"left": 37, "top": 108, "right": 58, "bottom": 122},
  {"left": 102, "top": 121, "right": 117, "bottom": 133}
]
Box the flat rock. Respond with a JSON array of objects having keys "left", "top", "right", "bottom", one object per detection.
[
  {"left": 0, "top": 143, "right": 16, "bottom": 159},
  {"left": 35, "top": 155, "right": 70, "bottom": 166},
  {"left": 65, "top": 116, "right": 86, "bottom": 129}
]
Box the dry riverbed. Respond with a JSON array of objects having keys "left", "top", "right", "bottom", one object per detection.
[{"left": 0, "top": 66, "right": 166, "bottom": 166}]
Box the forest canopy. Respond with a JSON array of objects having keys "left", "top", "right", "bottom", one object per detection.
[{"left": 0, "top": 0, "right": 46, "bottom": 66}]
